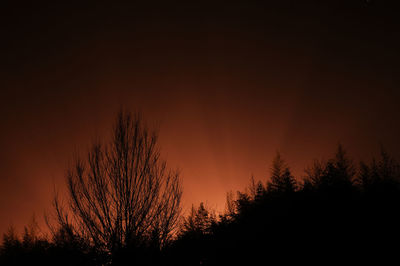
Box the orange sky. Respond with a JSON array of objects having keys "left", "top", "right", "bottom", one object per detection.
[{"left": 2, "top": 1, "right": 400, "bottom": 236}]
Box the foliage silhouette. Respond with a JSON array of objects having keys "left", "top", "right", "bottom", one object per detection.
[
  {"left": 2, "top": 141, "right": 400, "bottom": 265},
  {"left": 267, "top": 152, "right": 297, "bottom": 193},
  {"left": 180, "top": 203, "right": 216, "bottom": 237},
  {"left": 166, "top": 145, "right": 400, "bottom": 265}
]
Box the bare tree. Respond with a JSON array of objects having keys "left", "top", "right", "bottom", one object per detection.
[{"left": 52, "top": 111, "right": 182, "bottom": 254}]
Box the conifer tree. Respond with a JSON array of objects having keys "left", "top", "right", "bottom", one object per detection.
[{"left": 267, "top": 152, "right": 297, "bottom": 193}]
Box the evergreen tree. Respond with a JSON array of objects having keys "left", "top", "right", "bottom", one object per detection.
[
  {"left": 303, "top": 145, "right": 354, "bottom": 191},
  {"left": 303, "top": 159, "right": 326, "bottom": 189},
  {"left": 180, "top": 203, "right": 214, "bottom": 236},
  {"left": 331, "top": 144, "right": 355, "bottom": 187},
  {"left": 255, "top": 181, "right": 266, "bottom": 201},
  {"left": 267, "top": 152, "right": 297, "bottom": 193}
]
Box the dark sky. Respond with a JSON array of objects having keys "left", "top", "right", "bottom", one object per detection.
[{"left": 1, "top": 0, "right": 400, "bottom": 235}]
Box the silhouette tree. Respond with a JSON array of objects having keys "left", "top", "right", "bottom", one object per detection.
[
  {"left": 52, "top": 111, "right": 182, "bottom": 259},
  {"left": 1, "top": 226, "right": 20, "bottom": 254},
  {"left": 255, "top": 181, "right": 266, "bottom": 201},
  {"left": 356, "top": 147, "right": 400, "bottom": 193},
  {"left": 267, "top": 152, "right": 297, "bottom": 193},
  {"left": 224, "top": 191, "right": 236, "bottom": 219},
  {"left": 235, "top": 191, "right": 252, "bottom": 215},
  {"left": 180, "top": 203, "right": 215, "bottom": 236},
  {"left": 1, "top": 226, "right": 22, "bottom": 265},
  {"left": 358, "top": 160, "right": 373, "bottom": 189},
  {"left": 21, "top": 215, "right": 41, "bottom": 249},
  {"left": 329, "top": 144, "right": 355, "bottom": 187},
  {"left": 303, "top": 144, "right": 355, "bottom": 191},
  {"left": 375, "top": 148, "right": 400, "bottom": 183},
  {"left": 303, "top": 159, "right": 326, "bottom": 189},
  {"left": 248, "top": 175, "right": 265, "bottom": 201},
  {"left": 50, "top": 223, "right": 98, "bottom": 264},
  {"left": 248, "top": 175, "right": 258, "bottom": 200}
]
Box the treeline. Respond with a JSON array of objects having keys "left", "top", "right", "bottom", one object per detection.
[
  {"left": 170, "top": 145, "right": 400, "bottom": 265},
  {"left": 2, "top": 145, "right": 400, "bottom": 265}
]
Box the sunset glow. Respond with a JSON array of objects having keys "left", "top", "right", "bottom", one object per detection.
[{"left": 2, "top": 1, "right": 400, "bottom": 242}]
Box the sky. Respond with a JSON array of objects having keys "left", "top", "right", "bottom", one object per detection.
[{"left": 1, "top": 0, "right": 400, "bottom": 235}]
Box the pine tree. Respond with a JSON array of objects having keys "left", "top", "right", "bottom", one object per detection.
[
  {"left": 267, "top": 152, "right": 297, "bottom": 193},
  {"left": 181, "top": 203, "right": 214, "bottom": 236},
  {"left": 332, "top": 144, "right": 355, "bottom": 186}
]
